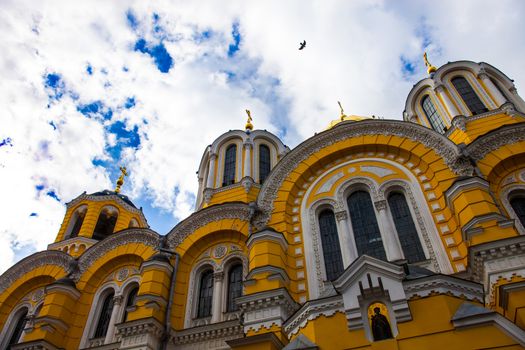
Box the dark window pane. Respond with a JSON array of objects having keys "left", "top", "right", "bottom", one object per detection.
[
  {"left": 421, "top": 95, "right": 446, "bottom": 134},
  {"left": 8, "top": 308, "right": 28, "bottom": 346},
  {"left": 511, "top": 197, "right": 525, "bottom": 228},
  {"left": 93, "top": 211, "right": 117, "bottom": 240},
  {"left": 123, "top": 287, "right": 138, "bottom": 322},
  {"left": 227, "top": 265, "right": 243, "bottom": 312},
  {"left": 451, "top": 77, "right": 488, "bottom": 115},
  {"left": 318, "top": 210, "right": 344, "bottom": 280},
  {"left": 223, "top": 145, "right": 237, "bottom": 186},
  {"left": 347, "top": 191, "right": 386, "bottom": 260},
  {"left": 259, "top": 145, "right": 271, "bottom": 184},
  {"left": 388, "top": 193, "right": 426, "bottom": 263},
  {"left": 197, "top": 270, "right": 213, "bottom": 318},
  {"left": 94, "top": 292, "right": 115, "bottom": 338},
  {"left": 70, "top": 211, "right": 85, "bottom": 238}
]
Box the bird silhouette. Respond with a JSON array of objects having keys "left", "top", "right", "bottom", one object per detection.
[{"left": 299, "top": 40, "right": 306, "bottom": 50}]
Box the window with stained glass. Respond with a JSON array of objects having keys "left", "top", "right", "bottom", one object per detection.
[
  {"left": 227, "top": 264, "right": 243, "bottom": 312},
  {"left": 421, "top": 95, "right": 446, "bottom": 134},
  {"left": 259, "top": 145, "right": 271, "bottom": 184},
  {"left": 197, "top": 270, "right": 213, "bottom": 318},
  {"left": 451, "top": 76, "right": 488, "bottom": 115},
  {"left": 347, "top": 191, "right": 386, "bottom": 260},
  {"left": 94, "top": 292, "right": 115, "bottom": 338},
  {"left": 223, "top": 144, "right": 237, "bottom": 186},
  {"left": 318, "top": 209, "right": 344, "bottom": 280}
]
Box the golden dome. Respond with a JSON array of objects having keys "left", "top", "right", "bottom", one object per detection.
[{"left": 327, "top": 114, "right": 373, "bottom": 129}]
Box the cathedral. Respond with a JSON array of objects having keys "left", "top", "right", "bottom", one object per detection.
[{"left": 1, "top": 56, "right": 525, "bottom": 350}]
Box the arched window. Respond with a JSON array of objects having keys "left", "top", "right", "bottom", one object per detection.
[
  {"left": 7, "top": 307, "right": 28, "bottom": 346},
  {"left": 123, "top": 286, "right": 138, "bottom": 322},
  {"left": 69, "top": 207, "right": 87, "bottom": 239},
  {"left": 451, "top": 76, "right": 488, "bottom": 115},
  {"left": 223, "top": 144, "right": 237, "bottom": 186},
  {"left": 421, "top": 95, "right": 446, "bottom": 134},
  {"left": 197, "top": 270, "right": 213, "bottom": 318},
  {"left": 388, "top": 193, "right": 426, "bottom": 263},
  {"left": 510, "top": 196, "right": 525, "bottom": 228},
  {"left": 259, "top": 144, "right": 271, "bottom": 184},
  {"left": 93, "top": 292, "right": 115, "bottom": 338},
  {"left": 93, "top": 207, "right": 118, "bottom": 240},
  {"left": 227, "top": 264, "right": 243, "bottom": 312},
  {"left": 318, "top": 210, "right": 344, "bottom": 280},
  {"left": 347, "top": 191, "right": 386, "bottom": 260}
]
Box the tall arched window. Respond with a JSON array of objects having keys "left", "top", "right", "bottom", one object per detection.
[
  {"left": 259, "top": 144, "right": 271, "bottom": 184},
  {"left": 93, "top": 207, "right": 118, "bottom": 240},
  {"left": 347, "top": 191, "right": 386, "bottom": 260},
  {"left": 123, "top": 286, "right": 139, "bottom": 322},
  {"left": 227, "top": 264, "right": 243, "bottom": 312},
  {"left": 223, "top": 144, "right": 237, "bottom": 186},
  {"left": 451, "top": 76, "right": 488, "bottom": 115},
  {"left": 421, "top": 95, "right": 446, "bottom": 134},
  {"left": 69, "top": 207, "right": 86, "bottom": 239},
  {"left": 510, "top": 196, "right": 525, "bottom": 228},
  {"left": 7, "top": 307, "right": 28, "bottom": 346},
  {"left": 197, "top": 270, "right": 213, "bottom": 318},
  {"left": 388, "top": 193, "right": 426, "bottom": 263},
  {"left": 318, "top": 210, "right": 344, "bottom": 280},
  {"left": 93, "top": 292, "right": 115, "bottom": 338}
]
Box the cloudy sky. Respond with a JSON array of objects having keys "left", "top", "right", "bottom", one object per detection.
[{"left": 1, "top": 0, "right": 524, "bottom": 273}]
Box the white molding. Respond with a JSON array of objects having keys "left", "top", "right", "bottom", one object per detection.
[{"left": 283, "top": 295, "right": 344, "bottom": 336}]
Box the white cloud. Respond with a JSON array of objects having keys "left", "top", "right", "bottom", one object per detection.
[{"left": 0, "top": 0, "right": 524, "bottom": 272}]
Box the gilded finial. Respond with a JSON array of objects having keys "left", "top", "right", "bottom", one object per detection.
[
  {"left": 114, "top": 166, "right": 128, "bottom": 194},
  {"left": 337, "top": 101, "right": 347, "bottom": 121},
  {"left": 423, "top": 52, "right": 437, "bottom": 75},
  {"left": 245, "top": 109, "right": 253, "bottom": 131}
]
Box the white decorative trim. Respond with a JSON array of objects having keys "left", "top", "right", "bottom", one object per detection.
[
  {"left": 283, "top": 295, "right": 344, "bottom": 336},
  {"left": 173, "top": 319, "right": 243, "bottom": 349},
  {"left": 361, "top": 165, "right": 394, "bottom": 178},
  {"left": 116, "top": 317, "right": 164, "bottom": 349},
  {"left": 467, "top": 123, "right": 525, "bottom": 162},
  {"left": 403, "top": 275, "right": 483, "bottom": 302},
  {"left": 237, "top": 288, "right": 299, "bottom": 333}
]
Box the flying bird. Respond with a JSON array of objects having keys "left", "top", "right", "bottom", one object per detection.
[{"left": 299, "top": 40, "right": 306, "bottom": 50}]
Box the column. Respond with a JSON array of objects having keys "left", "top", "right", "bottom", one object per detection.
[
  {"left": 478, "top": 71, "right": 506, "bottom": 107},
  {"left": 374, "top": 200, "right": 404, "bottom": 262},
  {"left": 334, "top": 211, "right": 358, "bottom": 267},
  {"left": 243, "top": 142, "right": 252, "bottom": 179},
  {"left": 434, "top": 84, "right": 459, "bottom": 118},
  {"left": 211, "top": 271, "right": 224, "bottom": 323},
  {"left": 104, "top": 295, "right": 123, "bottom": 344},
  {"left": 206, "top": 153, "right": 217, "bottom": 188}
]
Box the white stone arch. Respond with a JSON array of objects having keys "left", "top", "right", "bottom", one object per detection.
[
  {"left": 79, "top": 281, "right": 119, "bottom": 347},
  {"left": 0, "top": 301, "right": 31, "bottom": 348},
  {"left": 184, "top": 259, "right": 218, "bottom": 328},
  {"left": 220, "top": 252, "right": 248, "bottom": 318},
  {"left": 116, "top": 276, "right": 141, "bottom": 325},
  {"left": 501, "top": 184, "right": 525, "bottom": 235},
  {"left": 216, "top": 138, "right": 243, "bottom": 187},
  {"left": 64, "top": 204, "right": 88, "bottom": 239},
  {"left": 304, "top": 198, "right": 340, "bottom": 298},
  {"left": 404, "top": 78, "right": 436, "bottom": 122},
  {"left": 443, "top": 68, "right": 494, "bottom": 115},
  {"left": 378, "top": 179, "right": 446, "bottom": 272}
]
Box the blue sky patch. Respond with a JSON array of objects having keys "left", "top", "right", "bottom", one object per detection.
[
  {"left": 0, "top": 137, "right": 13, "bottom": 147},
  {"left": 44, "top": 73, "right": 65, "bottom": 101},
  {"left": 49, "top": 121, "right": 57, "bottom": 130},
  {"left": 124, "top": 97, "right": 136, "bottom": 109},
  {"left": 400, "top": 56, "right": 416, "bottom": 77},
  {"left": 134, "top": 38, "right": 173, "bottom": 73},
  {"left": 30, "top": 212, "right": 38, "bottom": 217},
  {"left": 108, "top": 121, "right": 141, "bottom": 149},
  {"left": 126, "top": 9, "right": 139, "bottom": 30},
  {"left": 77, "top": 101, "right": 113, "bottom": 120},
  {"left": 86, "top": 64, "right": 93, "bottom": 75},
  {"left": 47, "top": 190, "right": 60, "bottom": 201},
  {"left": 228, "top": 22, "right": 241, "bottom": 57},
  {"left": 35, "top": 184, "right": 45, "bottom": 191}
]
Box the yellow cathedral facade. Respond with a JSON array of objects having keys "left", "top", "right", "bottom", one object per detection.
[{"left": 2, "top": 57, "right": 525, "bottom": 350}]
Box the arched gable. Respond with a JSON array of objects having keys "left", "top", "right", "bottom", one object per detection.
[{"left": 257, "top": 120, "right": 467, "bottom": 225}]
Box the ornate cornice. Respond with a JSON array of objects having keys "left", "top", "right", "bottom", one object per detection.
[
  {"left": 466, "top": 122, "right": 525, "bottom": 162},
  {"left": 257, "top": 120, "right": 467, "bottom": 225},
  {"left": 66, "top": 192, "right": 148, "bottom": 224},
  {"left": 173, "top": 319, "right": 243, "bottom": 345},
  {"left": 403, "top": 275, "right": 484, "bottom": 302},
  {"left": 0, "top": 250, "right": 73, "bottom": 294},
  {"left": 283, "top": 295, "right": 344, "bottom": 336},
  {"left": 166, "top": 202, "right": 250, "bottom": 248},
  {"left": 77, "top": 229, "right": 160, "bottom": 279}
]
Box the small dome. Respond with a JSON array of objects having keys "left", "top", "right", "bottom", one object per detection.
[
  {"left": 89, "top": 189, "right": 137, "bottom": 208},
  {"left": 327, "top": 115, "right": 373, "bottom": 129}
]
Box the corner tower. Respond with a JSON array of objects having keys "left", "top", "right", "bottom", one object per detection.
[
  {"left": 195, "top": 111, "right": 289, "bottom": 209},
  {"left": 404, "top": 55, "right": 525, "bottom": 141},
  {"left": 49, "top": 175, "right": 148, "bottom": 257}
]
